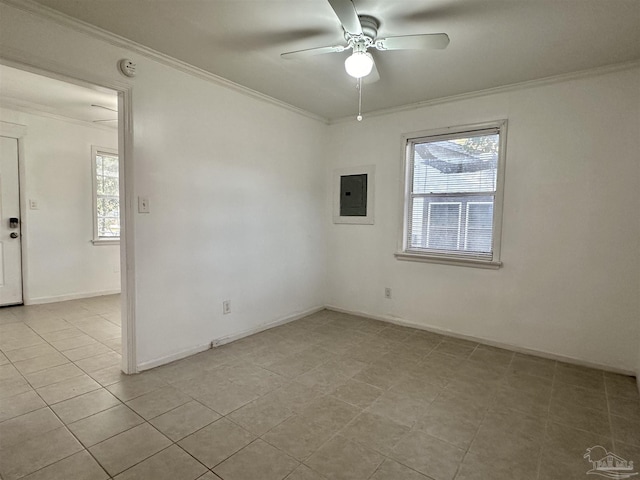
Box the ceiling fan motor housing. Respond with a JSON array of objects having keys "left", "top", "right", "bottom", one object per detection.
[{"left": 344, "top": 15, "right": 379, "bottom": 48}]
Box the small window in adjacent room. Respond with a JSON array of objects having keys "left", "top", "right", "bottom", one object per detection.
[
  {"left": 92, "top": 146, "right": 120, "bottom": 244},
  {"left": 396, "top": 121, "right": 507, "bottom": 268}
]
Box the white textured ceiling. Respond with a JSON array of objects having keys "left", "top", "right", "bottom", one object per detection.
[
  {"left": 0, "top": 64, "right": 118, "bottom": 124},
  {"left": 28, "top": 0, "right": 640, "bottom": 120}
]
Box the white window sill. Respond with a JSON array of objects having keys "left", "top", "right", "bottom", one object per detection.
[
  {"left": 395, "top": 252, "right": 502, "bottom": 270},
  {"left": 92, "top": 238, "right": 120, "bottom": 246}
]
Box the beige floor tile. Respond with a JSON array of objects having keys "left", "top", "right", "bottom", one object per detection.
[
  {"left": 75, "top": 351, "right": 122, "bottom": 373},
  {"left": 113, "top": 444, "right": 207, "bottom": 480},
  {"left": 0, "top": 407, "right": 62, "bottom": 449},
  {"left": 0, "top": 376, "right": 33, "bottom": 399},
  {"left": 491, "top": 385, "right": 551, "bottom": 418},
  {"left": 298, "top": 395, "right": 360, "bottom": 430},
  {"left": 305, "top": 435, "right": 384, "bottom": 480},
  {"left": 25, "top": 363, "right": 84, "bottom": 389},
  {"left": 20, "top": 450, "right": 108, "bottom": 480},
  {"left": 68, "top": 404, "right": 143, "bottom": 446},
  {"left": 262, "top": 414, "right": 337, "bottom": 460},
  {"left": 150, "top": 400, "right": 220, "bottom": 441},
  {"left": 370, "top": 459, "right": 432, "bottom": 480},
  {"left": 552, "top": 382, "right": 607, "bottom": 412},
  {"left": 228, "top": 392, "right": 295, "bottom": 435},
  {"left": 295, "top": 364, "right": 349, "bottom": 393},
  {"left": 89, "top": 423, "right": 172, "bottom": 476},
  {"left": 179, "top": 417, "right": 256, "bottom": 468},
  {"left": 13, "top": 352, "right": 70, "bottom": 375},
  {"left": 330, "top": 379, "right": 383, "bottom": 409},
  {"left": 434, "top": 340, "right": 477, "bottom": 358},
  {"left": 366, "top": 388, "right": 432, "bottom": 427},
  {"left": 0, "top": 426, "right": 83, "bottom": 480},
  {"left": 509, "top": 353, "right": 556, "bottom": 379},
  {"left": 391, "top": 430, "right": 465, "bottom": 480},
  {"left": 4, "top": 343, "right": 58, "bottom": 362},
  {"left": 197, "top": 473, "right": 222, "bottom": 480},
  {"left": 0, "top": 389, "right": 46, "bottom": 422},
  {"left": 413, "top": 408, "right": 479, "bottom": 449},
  {"left": 106, "top": 373, "right": 168, "bottom": 401},
  {"left": 608, "top": 394, "right": 640, "bottom": 420},
  {"left": 36, "top": 374, "right": 101, "bottom": 404},
  {"left": 456, "top": 450, "right": 538, "bottom": 480},
  {"left": 266, "top": 349, "right": 331, "bottom": 378},
  {"left": 39, "top": 327, "right": 85, "bottom": 343},
  {"left": 555, "top": 363, "right": 605, "bottom": 390},
  {"left": 261, "top": 382, "right": 323, "bottom": 414},
  {"left": 284, "top": 464, "right": 327, "bottom": 480},
  {"left": 0, "top": 363, "right": 21, "bottom": 382},
  {"left": 353, "top": 362, "right": 408, "bottom": 390},
  {"left": 341, "top": 411, "right": 410, "bottom": 454},
  {"left": 549, "top": 398, "right": 611, "bottom": 436},
  {"left": 89, "top": 364, "right": 128, "bottom": 386},
  {"left": 213, "top": 439, "right": 299, "bottom": 480},
  {"left": 605, "top": 372, "right": 640, "bottom": 399},
  {"left": 25, "top": 318, "right": 72, "bottom": 334},
  {"left": 125, "top": 385, "right": 191, "bottom": 419},
  {"left": 49, "top": 333, "right": 97, "bottom": 351},
  {"left": 52, "top": 388, "right": 122, "bottom": 424},
  {"left": 611, "top": 414, "right": 640, "bottom": 446},
  {"left": 191, "top": 379, "right": 259, "bottom": 415},
  {"left": 63, "top": 343, "right": 113, "bottom": 362}
]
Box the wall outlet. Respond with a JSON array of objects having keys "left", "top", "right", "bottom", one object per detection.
[
  {"left": 29, "top": 199, "right": 39, "bottom": 210},
  {"left": 222, "top": 300, "right": 231, "bottom": 315},
  {"left": 384, "top": 287, "right": 392, "bottom": 299}
]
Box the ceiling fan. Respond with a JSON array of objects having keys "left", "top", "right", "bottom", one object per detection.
[
  {"left": 91, "top": 104, "right": 118, "bottom": 124},
  {"left": 281, "top": 0, "right": 450, "bottom": 84}
]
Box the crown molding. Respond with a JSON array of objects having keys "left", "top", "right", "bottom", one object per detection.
[
  {"left": 0, "top": 0, "right": 328, "bottom": 125},
  {"left": 329, "top": 59, "right": 640, "bottom": 125},
  {"left": 0, "top": 99, "right": 117, "bottom": 131}
]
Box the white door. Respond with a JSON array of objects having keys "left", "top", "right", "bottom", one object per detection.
[{"left": 0, "top": 136, "right": 23, "bottom": 306}]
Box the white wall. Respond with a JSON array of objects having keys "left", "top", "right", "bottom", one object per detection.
[
  {"left": 0, "top": 3, "right": 327, "bottom": 369},
  {"left": 325, "top": 67, "right": 640, "bottom": 373},
  {"left": 0, "top": 108, "right": 120, "bottom": 303}
]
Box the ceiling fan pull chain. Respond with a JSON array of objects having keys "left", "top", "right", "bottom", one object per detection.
[{"left": 357, "top": 77, "right": 363, "bottom": 122}]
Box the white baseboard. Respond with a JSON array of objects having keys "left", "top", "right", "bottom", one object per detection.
[
  {"left": 136, "top": 305, "right": 325, "bottom": 372},
  {"left": 326, "top": 305, "right": 636, "bottom": 376},
  {"left": 25, "top": 289, "right": 121, "bottom": 305},
  {"left": 212, "top": 305, "right": 325, "bottom": 347},
  {"left": 137, "top": 342, "right": 211, "bottom": 372}
]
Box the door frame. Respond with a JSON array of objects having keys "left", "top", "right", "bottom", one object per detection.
[{"left": 0, "top": 57, "right": 137, "bottom": 374}]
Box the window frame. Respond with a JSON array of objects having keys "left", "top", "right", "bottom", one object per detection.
[
  {"left": 91, "top": 145, "right": 120, "bottom": 245},
  {"left": 396, "top": 120, "right": 507, "bottom": 269}
]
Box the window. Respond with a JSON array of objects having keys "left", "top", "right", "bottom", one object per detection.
[
  {"left": 92, "top": 146, "right": 120, "bottom": 244},
  {"left": 397, "top": 121, "right": 506, "bottom": 268}
]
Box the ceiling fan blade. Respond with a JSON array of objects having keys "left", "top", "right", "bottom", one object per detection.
[
  {"left": 281, "top": 44, "right": 347, "bottom": 59},
  {"left": 375, "top": 33, "right": 450, "bottom": 51},
  {"left": 91, "top": 104, "right": 118, "bottom": 113},
  {"left": 327, "top": 0, "right": 362, "bottom": 35},
  {"left": 364, "top": 56, "right": 380, "bottom": 84}
]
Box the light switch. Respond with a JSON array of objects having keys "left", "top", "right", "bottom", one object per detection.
[
  {"left": 29, "top": 199, "right": 39, "bottom": 210},
  {"left": 138, "top": 196, "right": 150, "bottom": 213}
]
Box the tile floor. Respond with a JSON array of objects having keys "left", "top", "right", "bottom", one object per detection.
[{"left": 1, "top": 296, "right": 639, "bottom": 480}]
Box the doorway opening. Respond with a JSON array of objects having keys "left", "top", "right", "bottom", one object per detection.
[{"left": 0, "top": 61, "right": 135, "bottom": 373}]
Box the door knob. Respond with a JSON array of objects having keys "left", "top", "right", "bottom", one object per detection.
[{"left": 9, "top": 232, "right": 18, "bottom": 239}]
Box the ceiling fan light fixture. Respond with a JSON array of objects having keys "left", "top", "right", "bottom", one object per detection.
[{"left": 344, "top": 51, "right": 373, "bottom": 78}]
